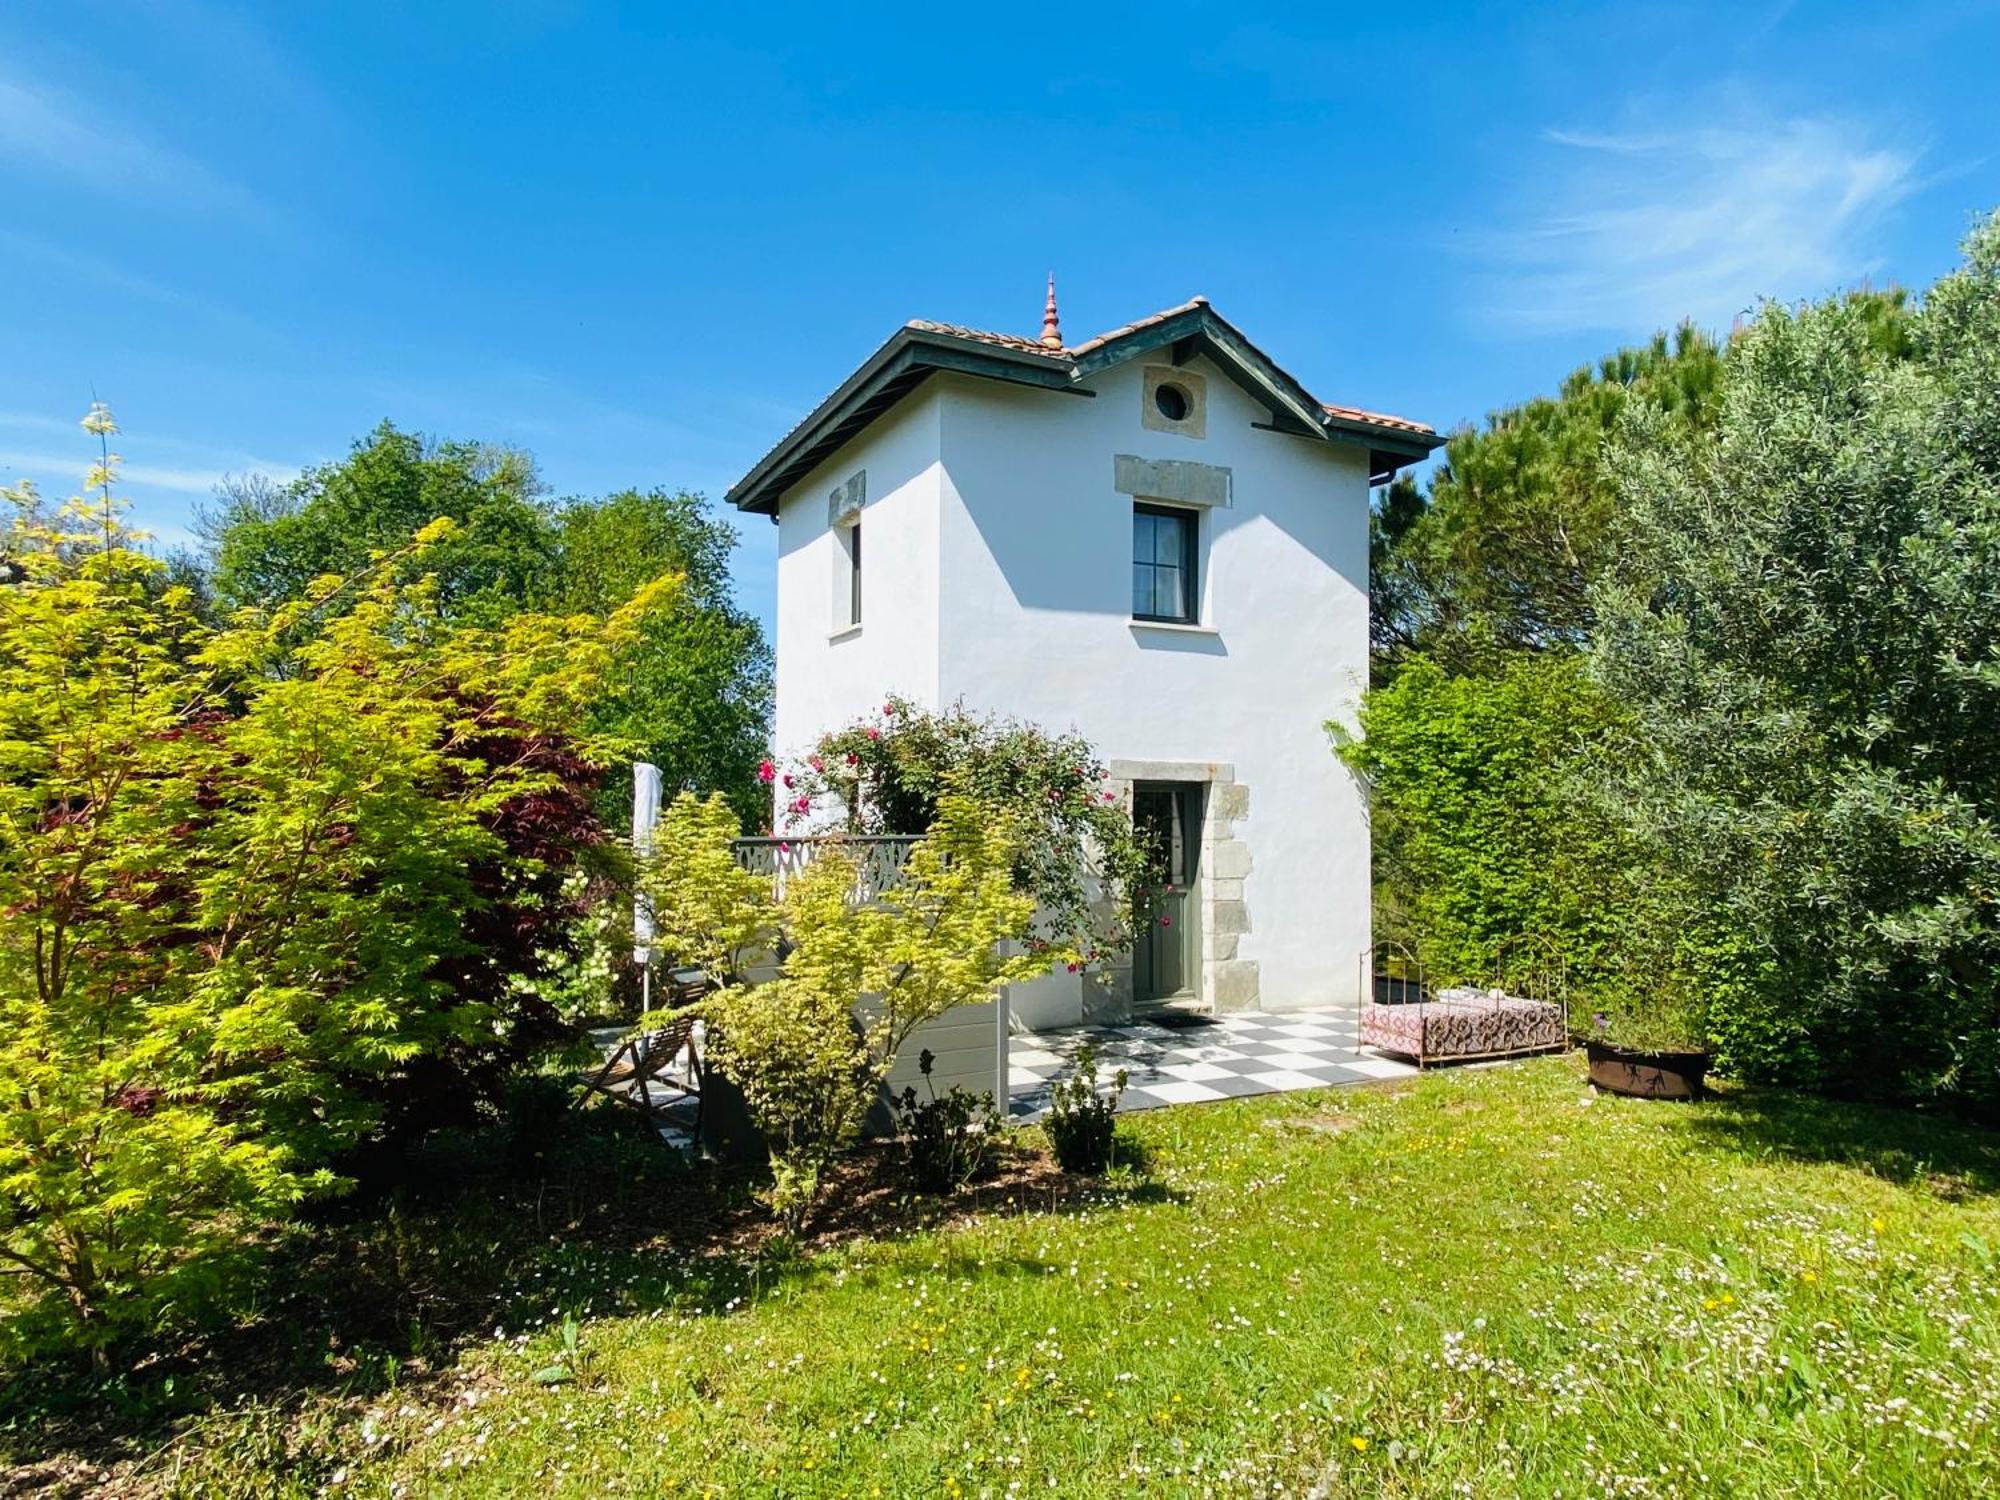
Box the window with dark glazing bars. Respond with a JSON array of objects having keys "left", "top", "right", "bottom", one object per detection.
[
  {"left": 847, "top": 519, "right": 862, "bottom": 625},
  {"left": 1132, "top": 503, "right": 1197, "bottom": 623}
]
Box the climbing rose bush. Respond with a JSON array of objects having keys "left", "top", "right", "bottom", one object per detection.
[{"left": 782, "top": 696, "right": 1153, "bottom": 969}]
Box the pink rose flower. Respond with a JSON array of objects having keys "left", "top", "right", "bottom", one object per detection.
[
  {"left": 866, "top": 727, "right": 880, "bottom": 741},
  {"left": 757, "top": 758, "right": 775, "bottom": 783},
  {"left": 782, "top": 773, "right": 795, "bottom": 789},
  {"left": 791, "top": 795, "right": 810, "bottom": 815},
  {"left": 845, "top": 752, "right": 859, "bottom": 766},
  {"left": 808, "top": 754, "right": 823, "bottom": 771}
]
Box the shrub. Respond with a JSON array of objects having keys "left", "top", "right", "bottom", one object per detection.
[
  {"left": 640, "top": 790, "right": 779, "bottom": 985},
  {"left": 1042, "top": 1044, "right": 1127, "bottom": 1174},
  {"left": 0, "top": 419, "right": 669, "bottom": 1360},
  {"left": 1334, "top": 653, "right": 1646, "bottom": 993},
  {"left": 697, "top": 848, "right": 876, "bottom": 1232},
  {"left": 648, "top": 793, "right": 1062, "bottom": 1231},
  {"left": 1591, "top": 210, "right": 2000, "bottom": 1112},
  {"left": 893, "top": 1050, "right": 1004, "bottom": 1195}
]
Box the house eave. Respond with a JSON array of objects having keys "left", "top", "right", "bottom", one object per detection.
[
  {"left": 727, "top": 303, "right": 1444, "bottom": 515},
  {"left": 726, "top": 329, "right": 1090, "bottom": 517}
]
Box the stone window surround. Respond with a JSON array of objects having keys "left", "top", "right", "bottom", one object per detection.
[
  {"left": 1103, "top": 758, "right": 1258, "bottom": 1017},
  {"left": 827, "top": 469, "right": 865, "bottom": 633},
  {"left": 1141, "top": 364, "right": 1207, "bottom": 439}
]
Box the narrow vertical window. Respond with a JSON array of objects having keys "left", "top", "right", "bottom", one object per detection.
[
  {"left": 847, "top": 518, "right": 862, "bottom": 626},
  {"left": 835, "top": 516, "right": 862, "bottom": 629},
  {"left": 1132, "top": 503, "right": 1197, "bottom": 623}
]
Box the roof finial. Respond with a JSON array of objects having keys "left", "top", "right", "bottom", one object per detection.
[{"left": 1040, "top": 272, "right": 1063, "bottom": 348}]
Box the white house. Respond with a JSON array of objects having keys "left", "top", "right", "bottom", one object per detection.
[{"left": 728, "top": 287, "right": 1440, "bottom": 1032}]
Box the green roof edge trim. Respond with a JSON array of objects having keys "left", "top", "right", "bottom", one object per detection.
[{"left": 726, "top": 304, "right": 1441, "bottom": 515}]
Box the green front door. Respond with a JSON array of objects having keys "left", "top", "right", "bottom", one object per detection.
[{"left": 1133, "top": 783, "right": 1201, "bottom": 1008}]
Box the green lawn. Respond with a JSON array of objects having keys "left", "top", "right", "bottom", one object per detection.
[{"left": 21, "top": 1056, "right": 2000, "bottom": 1497}]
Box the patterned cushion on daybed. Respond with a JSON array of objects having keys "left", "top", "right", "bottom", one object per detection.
[{"left": 1360, "top": 986, "right": 1565, "bottom": 1063}]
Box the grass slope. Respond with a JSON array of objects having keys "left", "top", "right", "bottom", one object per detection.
[{"left": 30, "top": 1057, "right": 2000, "bottom": 1496}]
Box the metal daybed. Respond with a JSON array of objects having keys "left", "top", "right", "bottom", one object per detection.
[{"left": 1357, "top": 942, "right": 1569, "bottom": 1068}]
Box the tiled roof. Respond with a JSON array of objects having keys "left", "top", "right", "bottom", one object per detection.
[
  {"left": 904, "top": 297, "right": 1212, "bottom": 362},
  {"left": 1321, "top": 402, "right": 1435, "bottom": 437},
  {"left": 902, "top": 320, "right": 1067, "bottom": 357},
  {"left": 909, "top": 299, "right": 1433, "bottom": 436},
  {"left": 731, "top": 297, "right": 1439, "bottom": 511},
  {"left": 1064, "top": 296, "right": 1211, "bottom": 358}
]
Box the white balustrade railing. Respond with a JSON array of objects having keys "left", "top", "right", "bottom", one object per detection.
[{"left": 731, "top": 835, "right": 921, "bottom": 901}]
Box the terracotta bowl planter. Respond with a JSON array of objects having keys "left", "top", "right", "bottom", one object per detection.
[{"left": 1585, "top": 1040, "right": 1711, "bottom": 1101}]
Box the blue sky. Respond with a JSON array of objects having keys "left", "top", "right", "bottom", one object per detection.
[{"left": 3, "top": 2, "right": 1995, "bottom": 636}]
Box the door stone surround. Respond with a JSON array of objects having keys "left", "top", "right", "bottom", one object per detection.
[{"left": 1104, "top": 758, "right": 1259, "bottom": 1016}]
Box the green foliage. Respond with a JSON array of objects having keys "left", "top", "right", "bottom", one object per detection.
[
  {"left": 696, "top": 850, "right": 874, "bottom": 1233},
  {"left": 1354, "top": 290, "right": 1919, "bottom": 1055},
  {"left": 639, "top": 792, "right": 776, "bottom": 984},
  {"left": 531, "top": 1314, "right": 588, "bottom": 1387},
  {"left": 1371, "top": 295, "right": 1909, "bottom": 679},
  {"left": 544, "top": 490, "right": 772, "bottom": 825},
  {"left": 858, "top": 798, "right": 1066, "bottom": 1058},
  {"left": 893, "top": 1050, "right": 1003, "bottom": 1195},
  {"left": 206, "top": 431, "right": 772, "bottom": 822},
  {"left": 1041, "top": 1042, "right": 1126, "bottom": 1174},
  {"left": 1591, "top": 211, "right": 2000, "bottom": 1109},
  {"left": 206, "top": 421, "right": 555, "bottom": 624},
  {"left": 0, "top": 423, "right": 667, "bottom": 1359},
  {"left": 789, "top": 696, "right": 1151, "bottom": 964},
  {"left": 1372, "top": 324, "right": 1728, "bottom": 673},
  {"left": 1336, "top": 655, "right": 1621, "bottom": 983},
  {"left": 650, "top": 794, "right": 1058, "bottom": 1231}
]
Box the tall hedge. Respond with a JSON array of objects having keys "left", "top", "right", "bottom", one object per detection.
[
  {"left": 1591, "top": 212, "right": 2000, "bottom": 1113},
  {"left": 1335, "top": 653, "right": 1633, "bottom": 995}
]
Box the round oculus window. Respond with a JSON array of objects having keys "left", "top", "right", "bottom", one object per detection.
[{"left": 1153, "top": 382, "right": 1192, "bottom": 422}]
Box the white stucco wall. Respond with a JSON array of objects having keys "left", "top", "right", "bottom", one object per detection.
[
  {"left": 929, "top": 360, "right": 1373, "bottom": 1013},
  {"left": 768, "top": 354, "right": 1375, "bottom": 1019},
  {"left": 771, "top": 388, "right": 945, "bottom": 786}
]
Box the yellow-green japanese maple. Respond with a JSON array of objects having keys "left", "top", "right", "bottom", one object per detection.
[
  {"left": 0, "top": 413, "right": 672, "bottom": 1359},
  {"left": 644, "top": 794, "right": 1061, "bottom": 1231}
]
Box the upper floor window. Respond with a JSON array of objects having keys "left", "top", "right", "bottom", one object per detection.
[
  {"left": 827, "top": 468, "right": 866, "bottom": 636},
  {"left": 836, "top": 516, "right": 862, "bottom": 629},
  {"left": 1132, "top": 503, "right": 1198, "bottom": 623}
]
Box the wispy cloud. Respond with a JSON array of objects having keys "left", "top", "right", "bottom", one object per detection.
[
  {"left": 0, "top": 448, "right": 285, "bottom": 497},
  {"left": 0, "top": 76, "right": 270, "bottom": 224},
  {"left": 1475, "top": 110, "right": 1922, "bottom": 335},
  {"left": 0, "top": 411, "right": 301, "bottom": 499}
]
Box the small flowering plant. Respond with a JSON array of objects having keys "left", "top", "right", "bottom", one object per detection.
[{"left": 778, "top": 697, "right": 1156, "bottom": 965}]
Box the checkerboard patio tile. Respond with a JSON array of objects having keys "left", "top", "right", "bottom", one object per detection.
[{"left": 1008, "top": 1007, "right": 1419, "bottom": 1120}]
